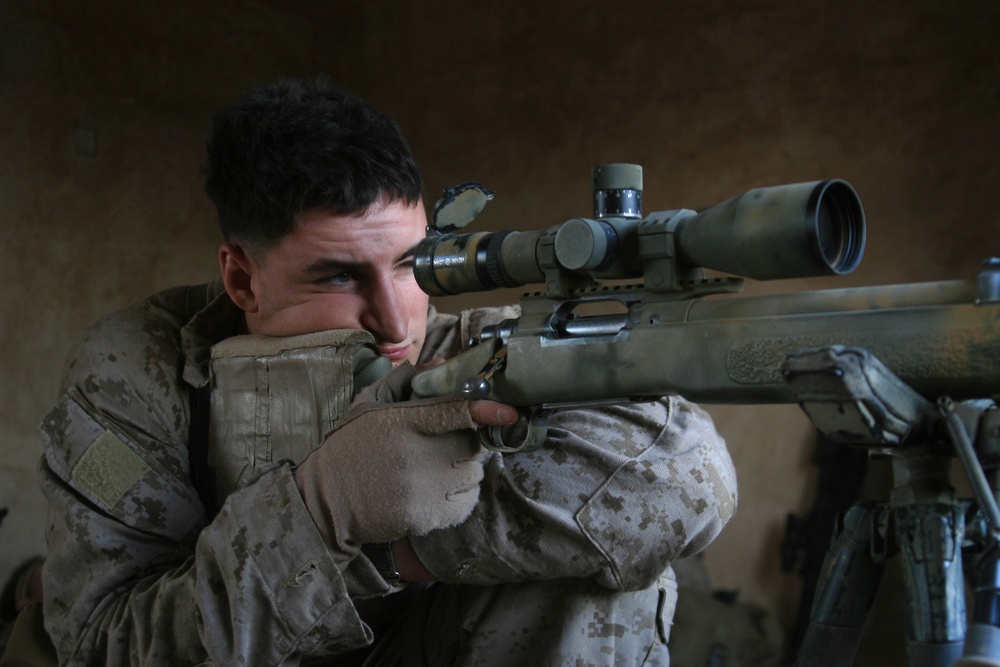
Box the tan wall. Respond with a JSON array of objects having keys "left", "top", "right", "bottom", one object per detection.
[{"left": 2, "top": 1, "right": 998, "bottom": 661}]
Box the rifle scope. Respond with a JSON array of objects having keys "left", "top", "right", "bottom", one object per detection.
[{"left": 414, "top": 168, "right": 866, "bottom": 296}]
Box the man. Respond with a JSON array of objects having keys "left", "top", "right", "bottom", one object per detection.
[{"left": 36, "top": 78, "right": 737, "bottom": 665}]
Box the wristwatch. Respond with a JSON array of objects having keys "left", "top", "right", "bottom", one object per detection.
[{"left": 361, "top": 542, "right": 401, "bottom": 585}]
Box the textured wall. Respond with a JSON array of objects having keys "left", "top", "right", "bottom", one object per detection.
[{"left": 2, "top": 1, "right": 998, "bottom": 661}]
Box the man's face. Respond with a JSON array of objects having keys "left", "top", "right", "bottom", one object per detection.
[{"left": 220, "top": 199, "right": 430, "bottom": 365}]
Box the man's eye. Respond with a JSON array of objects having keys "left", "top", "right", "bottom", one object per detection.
[{"left": 324, "top": 271, "right": 355, "bottom": 286}]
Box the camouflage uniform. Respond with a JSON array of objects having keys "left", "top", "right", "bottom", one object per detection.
[{"left": 38, "top": 278, "right": 737, "bottom": 666}]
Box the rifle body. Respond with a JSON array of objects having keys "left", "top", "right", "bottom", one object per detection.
[{"left": 411, "top": 278, "right": 1000, "bottom": 407}]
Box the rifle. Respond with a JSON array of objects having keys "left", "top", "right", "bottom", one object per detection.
[
  {"left": 406, "top": 166, "right": 1000, "bottom": 666},
  {"left": 410, "top": 165, "right": 1000, "bottom": 451}
]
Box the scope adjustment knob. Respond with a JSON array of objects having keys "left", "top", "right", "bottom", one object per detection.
[{"left": 555, "top": 218, "right": 613, "bottom": 271}]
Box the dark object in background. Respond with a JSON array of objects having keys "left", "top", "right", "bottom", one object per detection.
[
  {"left": 780, "top": 436, "right": 869, "bottom": 662},
  {"left": 2, "top": 558, "right": 45, "bottom": 625}
]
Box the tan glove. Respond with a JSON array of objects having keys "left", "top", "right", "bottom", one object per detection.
[{"left": 294, "top": 363, "right": 486, "bottom": 563}]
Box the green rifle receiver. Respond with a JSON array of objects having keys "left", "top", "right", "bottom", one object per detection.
[{"left": 410, "top": 165, "right": 1000, "bottom": 452}]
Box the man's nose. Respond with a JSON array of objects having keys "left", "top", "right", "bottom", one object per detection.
[{"left": 361, "top": 279, "right": 407, "bottom": 343}]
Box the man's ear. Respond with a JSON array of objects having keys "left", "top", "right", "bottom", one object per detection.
[{"left": 219, "top": 242, "right": 259, "bottom": 313}]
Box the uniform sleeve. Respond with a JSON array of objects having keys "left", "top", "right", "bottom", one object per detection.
[
  {"left": 409, "top": 397, "right": 737, "bottom": 591},
  {"left": 38, "top": 300, "right": 370, "bottom": 666}
]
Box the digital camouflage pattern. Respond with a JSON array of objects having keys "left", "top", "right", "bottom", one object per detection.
[{"left": 37, "top": 278, "right": 737, "bottom": 666}]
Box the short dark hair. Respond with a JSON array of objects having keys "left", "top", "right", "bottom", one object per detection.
[{"left": 204, "top": 78, "right": 423, "bottom": 247}]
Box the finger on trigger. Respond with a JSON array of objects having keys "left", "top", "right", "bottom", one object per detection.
[{"left": 468, "top": 400, "right": 518, "bottom": 427}]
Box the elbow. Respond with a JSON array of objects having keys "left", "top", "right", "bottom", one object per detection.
[{"left": 576, "top": 397, "right": 738, "bottom": 591}]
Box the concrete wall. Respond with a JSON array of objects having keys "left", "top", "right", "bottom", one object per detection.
[{"left": 2, "top": 1, "right": 998, "bottom": 661}]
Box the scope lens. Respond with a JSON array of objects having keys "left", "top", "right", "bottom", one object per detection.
[{"left": 812, "top": 180, "right": 865, "bottom": 274}]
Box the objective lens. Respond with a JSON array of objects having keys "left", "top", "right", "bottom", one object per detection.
[{"left": 811, "top": 180, "right": 865, "bottom": 275}]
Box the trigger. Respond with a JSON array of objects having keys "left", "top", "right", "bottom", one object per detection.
[{"left": 479, "top": 410, "right": 548, "bottom": 453}]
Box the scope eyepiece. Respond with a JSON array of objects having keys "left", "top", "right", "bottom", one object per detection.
[{"left": 414, "top": 231, "right": 531, "bottom": 296}]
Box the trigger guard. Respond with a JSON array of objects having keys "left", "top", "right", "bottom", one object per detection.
[{"left": 480, "top": 413, "right": 548, "bottom": 453}]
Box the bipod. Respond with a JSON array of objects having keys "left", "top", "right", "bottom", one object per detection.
[
  {"left": 780, "top": 346, "right": 1000, "bottom": 667},
  {"left": 946, "top": 397, "right": 1000, "bottom": 667}
]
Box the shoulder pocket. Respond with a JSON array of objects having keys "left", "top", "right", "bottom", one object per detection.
[{"left": 41, "top": 388, "right": 203, "bottom": 540}]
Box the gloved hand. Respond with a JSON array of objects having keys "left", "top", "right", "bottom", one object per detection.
[{"left": 294, "top": 363, "right": 486, "bottom": 562}]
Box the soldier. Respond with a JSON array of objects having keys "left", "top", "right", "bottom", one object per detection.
[{"left": 34, "top": 78, "right": 737, "bottom": 666}]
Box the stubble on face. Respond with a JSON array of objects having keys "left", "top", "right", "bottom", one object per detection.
[{"left": 235, "top": 200, "right": 431, "bottom": 365}]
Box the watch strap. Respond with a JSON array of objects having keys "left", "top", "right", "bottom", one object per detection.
[{"left": 360, "top": 542, "right": 401, "bottom": 585}]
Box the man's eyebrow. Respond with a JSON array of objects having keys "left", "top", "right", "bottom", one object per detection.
[
  {"left": 302, "top": 245, "right": 418, "bottom": 275},
  {"left": 302, "top": 258, "right": 363, "bottom": 275}
]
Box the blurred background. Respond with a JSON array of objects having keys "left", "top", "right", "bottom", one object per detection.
[{"left": 1, "top": 1, "right": 998, "bottom": 663}]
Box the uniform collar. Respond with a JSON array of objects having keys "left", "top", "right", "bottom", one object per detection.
[{"left": 179, "top": 276, "right": 244, "bottom": 388}]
